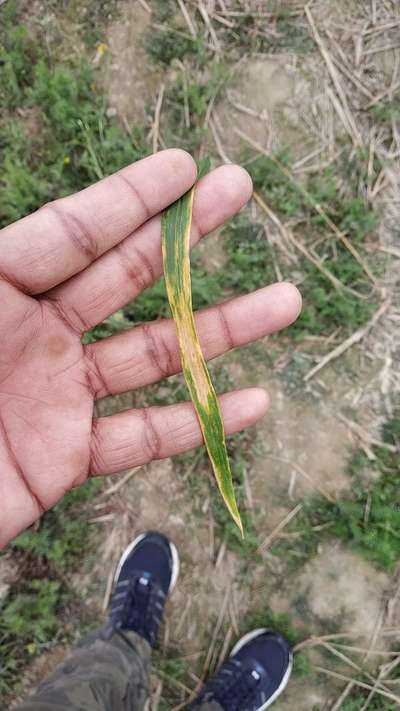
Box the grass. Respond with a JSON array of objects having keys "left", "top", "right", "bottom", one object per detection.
[
  {"left": 0, "top": 0, "right": 394, "bottom": 705},
  {"left": 0, "top": 575, "right": 99, "bottom": 699},
  {"left": 370, "top": 96, "right": 400, "bottom": 127},
  {"left": 144, "top": 0, "right": 313, "bottom": 153},
  {"left": 221, "top": 5, "right": 314, "bottom": 56},
  {"left": 152, "top": 652, "right": 191, "bottom": 711},
  {"left": 0, "top": 1, "right": 149, "bottom": 227},
  {"left": 272, "top": 416, "right": 400, "bottom": 572},
  {"left": 244, "top": 149, "right": 380, "bottom": 339},
  {"left": 147, "top": 0, "right": 314, "bottom": 63},
  {"left": 0, "top": 579, "right": 62, "bottom": 696},
  {"left": 161, "top": 62, "right": 229, "bottom": 153},
  {"left": 12, "top": 479, "right": 104, "bottom": 570},
  {"left": 342, "top": 691, "right": 399, "bottom": 710},
  {"left": 0, "top": 478, "right": 103, "bottom": 699}
]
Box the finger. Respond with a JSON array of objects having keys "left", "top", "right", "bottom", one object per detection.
[
  {"left": 85, "top": 283, "right": 302, "bottom": 398},
  {"left": 44, "top": 165, "right": 253, "bottom": 332},
  {"left": 90, "top": 388, "right": 269, "bottom": 476},
  {"left": 0, "top": 150, "right": 196, "bottom": 295}
]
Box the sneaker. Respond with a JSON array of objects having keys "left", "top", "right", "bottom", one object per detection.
[
  {"left": 189, "top": 629, "right": 293, "bottom": 711},
  {"left": 109, "top": 531, "right": 179, "bottom": 647}
]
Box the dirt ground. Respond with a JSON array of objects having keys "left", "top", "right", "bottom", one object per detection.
[{"left": 8, "top": 0, "right": 400, "bottom": 708}]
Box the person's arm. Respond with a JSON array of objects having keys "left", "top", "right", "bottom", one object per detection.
[{"left": 0, "top": 149, "right": 301, "bottom": 547}]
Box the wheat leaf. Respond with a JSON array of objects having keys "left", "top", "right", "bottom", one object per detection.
[{"left": 161, "top": 168, "right": 243, "bottom": 536}]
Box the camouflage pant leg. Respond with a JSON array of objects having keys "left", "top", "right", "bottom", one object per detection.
[
  {"left": 15, "top": 622, "right": 223, "bottom": 711},
  {"left": 14, "top": 623, "right": 151, "bottom": 711}
]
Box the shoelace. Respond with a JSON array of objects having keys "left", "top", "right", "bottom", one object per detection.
[
  {"left": 110, "top": 574, "right": 166, "bottom": 646},
  {"left": 201, "top": 658, "right": 262, "bottom": 711}
]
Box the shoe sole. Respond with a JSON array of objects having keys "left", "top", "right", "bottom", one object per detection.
[
  {"left": 113, "top": 532, "right": 180, "bottom": 593},
  {"left": 230, "top": 628, "right": 293, "bottom": 711}
]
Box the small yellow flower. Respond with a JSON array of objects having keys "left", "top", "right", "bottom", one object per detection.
[
  {"left": 97, "top": 42, "right": 109, "bottom": 56},
  {"left": 63, "top": 156, "right": 71, "bottom": 165},
  {"left": 94, "top": 42, "right": 110, "bottom": 65}
]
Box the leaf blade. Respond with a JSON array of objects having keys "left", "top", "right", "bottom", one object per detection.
[{"left": 161, "top": 184, "right": 243, "bottom": 536}]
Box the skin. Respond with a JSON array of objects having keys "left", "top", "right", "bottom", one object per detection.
[{"left": 0, "top": 149, "right": 302, "bottom": 548}]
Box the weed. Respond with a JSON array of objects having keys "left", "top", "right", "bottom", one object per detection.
[
  {"left": 218, "top": 3, "right": 314, "bottom": 56},
  {"left": 222, "top": 218, "right": 277, "bottom": 293},
  {"left": 161, "top": 63, "right": 228, "bottom": 153},
  {"left": 146, "top": 0, "right": 313, "bottom": 63},
  {"left": 272, "top": 417, "right": 400, "bottom": 572},
  {"left": 75, "top": 0, "right": 120, "bottom": 48},
  {"left": 0, "top": 576, "right": 99, "bottom": 700},
  {"left": 0, "top": 8, "right": 149, "bottom": 226},
  {"left": 0, "top": 579, "right": 61, "bottom": 696},
  {"left": 277, "top": 353, "right": 313, "bottom": 395},
  {"left": 291, "top": 255, "right": 375, "bottom": 339},
  {"left": 244, "top": 150, "right": 379, "bottom": 338},
  {"left": 146, "top": 29, "right": 205, "bottom": 67},
  {"left": 2, "top": 579, "right": 60, "bottom": 646},
  {"left": 145, "top": 0, "right": 206, "bottom": 66},
  {"left": 249, "top": 149, "right": 304, "bottom": 217},
  {"left": 370, "top": 96, "right": 400, "bottom": 126},
  {"left": 248, "top": 150, "right": 379, "bottom": 239},
  {"left": 342, "top": 690, "right": 399, "bottom": 710},
  {"left": 152, "top": 652, "right": 191, "bottom": 710},
  {"left": 12, "top": 478, "right": 103, "bottom": 571},
  {"left": 0, "top": 477, "right": 103, "bottom": 701}
]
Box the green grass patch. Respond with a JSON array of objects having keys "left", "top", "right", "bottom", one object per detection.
[
  {"left": 145, "top": 0, "right": 207, "bottom": 66},
  {"left": 222, "top": 219, "right": 277, "bottom": 293},
  {"left": 370, "top": 95, "right": 400, "bottom": 127},
  {"left": 152, "top": 651, "right": 191, "bottom": 710},
  {"left": 0, "top": 579, "right": 62, "bottom": 696},
  {"left": 342, "top": 689, "right": 399, "bottom": 710},
  {"left": 0, "top": 478, "right": 103, "bottom": 701},
  {"left": 161, "top": 62, "right": 229, "bottom": 153},
  {"left": 272, "top": 417, "right": 400, "bottom": 571},
  {"left": 0, "top": 2, "right": 149, "bottom": 226},
  {"left": 241, "top": 149, "right": 380, "bottom": 338},
  {"left": 221, "top": 6, "right": 314, "bottom": 56},
  {"left": 0, "top": 577, "right": 98, "bottom": 700},
  {"left": 12, "top": 478, "right": 104, "bottom": 570},
  {"left": 146, "top": 0, "right": 314, "bottom": 63}
]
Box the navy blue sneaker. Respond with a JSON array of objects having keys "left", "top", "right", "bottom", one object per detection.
[
  {"left": 190, "top": 629, "right": 292, "bottom": 710},
  {"left": 109, "top": 531, "right": 179, "bottom": 647}
]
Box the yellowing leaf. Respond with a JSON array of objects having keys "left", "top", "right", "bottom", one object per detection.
[{"left": 161, "top": 173, "right": 243, "bottom": 537}]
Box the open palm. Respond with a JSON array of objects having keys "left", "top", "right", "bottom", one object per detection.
[{"left": 0, "top": 150, "right": 300, "bottom": 547}]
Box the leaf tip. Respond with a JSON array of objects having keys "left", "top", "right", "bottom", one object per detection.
[{"left": 230, "top": 506, "right": 244, "bottom": 539}]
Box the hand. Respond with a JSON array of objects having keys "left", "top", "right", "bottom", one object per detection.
[{"left": 0, "top": 150, "right": 301, "bottom": 547}]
